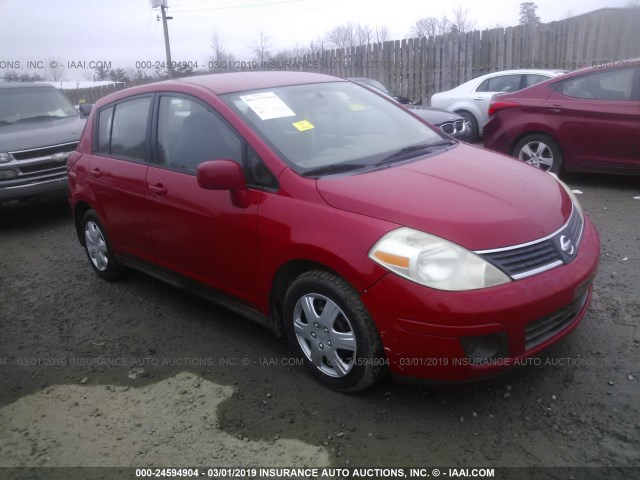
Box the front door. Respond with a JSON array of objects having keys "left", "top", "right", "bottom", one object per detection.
[{"left": 145, "top": 94, "right": 261, "bottom": 305}]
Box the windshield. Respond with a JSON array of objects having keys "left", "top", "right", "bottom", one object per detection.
[
  {"left": 222, "top": 82, "right": 445, "bottom": 177},
  {"left": 0, "top": 86, "right": 78, "bottom": 125}
]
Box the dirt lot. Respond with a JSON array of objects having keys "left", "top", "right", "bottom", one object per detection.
[{"left": 0, "top": 171, "right": 638, "bottom": 479}]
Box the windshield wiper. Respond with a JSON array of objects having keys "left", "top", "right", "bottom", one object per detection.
[
  {"left": 375, "top": 139, "right": 456, "bottom": 166},
  {"left": 303, "top": 161, "right": 370, "bottom": 177},
  {"left": 15, "top": 115, "right": 68, "bottom": 123}
]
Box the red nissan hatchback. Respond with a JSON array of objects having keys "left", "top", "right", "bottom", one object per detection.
[{"left": 68, "top": 72, "right": 600, "bottom": 392}]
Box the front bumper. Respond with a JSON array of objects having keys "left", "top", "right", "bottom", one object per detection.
[
  {"left": 361, "top": 215, "right": 600, "bottom": 381},
  {"left": 0, "top": 176, "right": 68, "bottom": 208}
]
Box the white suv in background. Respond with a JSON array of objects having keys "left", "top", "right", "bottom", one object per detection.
[{"left": 430, "top": 69, "right": 566, "bottom": 141}]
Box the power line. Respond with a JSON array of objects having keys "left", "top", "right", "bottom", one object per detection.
[{"left": 171, "top": 0, "right": 308, "bottom": 14}]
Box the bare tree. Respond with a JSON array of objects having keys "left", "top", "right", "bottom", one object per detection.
[
  {"left": 252, "top": 26, "right": 272, "bottom": 64},
  {"left": 451, "top": 5, "right": 476, "bottom": 33},
  {"left": 210, "top": 29, "right": 236, "bottom": 69},
  {"left": 411, "top": 17, "right": 439, "bottom": 38},
  {"left": 374, "top": 25, "right": 389, "bottom": 43},
  {"left": 355, "top": 24, "right": 373, "bottom": 46},
  {"left": 325, "top": 22, "right": 357, "bottom": 49},
  {"left": 308, "top": 39, "right": 325, "bottom": 55},
  {"left": 47, "top": 59, "right": 66, "bottom": 81}
]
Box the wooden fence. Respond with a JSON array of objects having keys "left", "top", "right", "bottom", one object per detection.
[
  {"left": 272, "top": 7, "right": 640, "bottom": 104},
  {"left": 62, "top": 84, "right": 124, "bottom": 105},
  {"left": 59, "top": 7, "right": 640, "bottom": 106}
]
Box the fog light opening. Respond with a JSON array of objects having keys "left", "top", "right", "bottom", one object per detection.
[{"left": 460, "top": 332, "right": 508, "bottom": 366}]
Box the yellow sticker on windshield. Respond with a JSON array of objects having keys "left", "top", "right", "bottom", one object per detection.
[
  {"left": 292, "top": 120, "right": 314, "bottom": 132},
  {"left": 348, "top": 103, "right": 367, "bottom": 111}
]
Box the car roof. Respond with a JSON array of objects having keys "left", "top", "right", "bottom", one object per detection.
[
  {"left": 0, "top": 81, "right": 57, "bottom": 89},
  {"left": 471, "top": 69, "right": 567, "bottom": 81},
  {"left": 173, "top": 71, "right": 343, "bottom": 94}
]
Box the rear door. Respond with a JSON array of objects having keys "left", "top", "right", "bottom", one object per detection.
[
  {"left": 87, "top": 96, "right": 154, "bottom": 260},
  {"left": 543, "top": 67, "right": 639, "bottom": 171},
  {"left": 145, "top": 94, "right": 267, "bottom": 305}
]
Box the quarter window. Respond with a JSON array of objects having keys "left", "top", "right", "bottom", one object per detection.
[
  {"left": 96, "top": 106, "right": 113, "bottom": 154},
  {"left": 559, "top": 69, "right": 635, "bottom": 101},
  {"left": 157, "top": 96, "right": 242, "bottom": 172}
]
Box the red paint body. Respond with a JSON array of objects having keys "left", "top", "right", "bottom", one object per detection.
[
  {"left": 484, "top": 63, "right": 640, "bottom": 174},
  {"left": 69, "top": 72, "right": 600, "bottom": 381}
]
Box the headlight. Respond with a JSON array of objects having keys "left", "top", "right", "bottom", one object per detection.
[
  {"left": 548, "top": 173, "right": 583, "bottom": 220},
  {"left": 0, "top": 153, "right": 14, "bottom": 163},
  {"left": 369, "top": 227, "right": 511, "bottom": 291}
]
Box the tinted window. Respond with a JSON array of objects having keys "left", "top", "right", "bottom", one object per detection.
[
  {"left": 96, "top": 106, "right": 113, "bottom": 154},
  {"left": 476, "top": 74, "right": 522, "bottom": 93},
  {"left": 157, "top": 96, "right": 242, "bottom": 172},
  {"left": 525, "top": 74, "right": 550, "bottom": 87},
  {"left": 560, "top": 69, "right": 635, "bottom": 101},
  {"left": 110, "top": 97, "right": 151, "bottom": 161}
]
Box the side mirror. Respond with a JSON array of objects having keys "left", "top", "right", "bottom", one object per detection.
[
  {"left": 78, "top": 104, "right": 93, "bottom": 116},
  {"left": 197, "top": 160, "right": 250, "bottom": 208}
]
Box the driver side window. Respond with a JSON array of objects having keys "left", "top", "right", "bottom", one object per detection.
[{"left": 157, "top": 96, "right": 242, "bottom": 172}]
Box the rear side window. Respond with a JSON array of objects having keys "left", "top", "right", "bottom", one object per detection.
[
  {"left": 476, "top": 74, "right": 522, "bottom": 93},
  {"left": 110, "top": 97, "right": 151, "bottom": 160},
  {"left": 559, "top": 69, "right": 635, "bottom": 101}
]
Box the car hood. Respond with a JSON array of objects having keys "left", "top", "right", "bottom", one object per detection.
[
  {"left": 316, "top": 144, "right": 572, "bottom": 250},
  {"left": 408, "top": 106, "right": 461, "bottom": 125},
  {"left": 0, "top": 116, "right": 85, "bottom": 152}
]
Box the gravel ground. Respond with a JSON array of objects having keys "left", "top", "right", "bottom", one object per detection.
[{"left": 0, "top": 172, "right": 638, "bottom": 479}]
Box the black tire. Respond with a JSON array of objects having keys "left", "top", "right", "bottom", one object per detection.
[
  {"left": 81, "top": 209, "right": 121, "bottom": 280},
  {"left": 283, "top": 270, "right": 386, "bottom": 393},
  {"left": 513, "top": 133, "right": 564, "bottom": 174},
  {"left": 455, "top": 110, "right": 479, "bottom": 142}
]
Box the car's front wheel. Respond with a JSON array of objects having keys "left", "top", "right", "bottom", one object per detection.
[
  {"left": 81, "top": 209, "right": 121, "bottom": 280},
  {"left": 514, "top": 134, "right": 563, "bottom": 174},
  {"left": 283, "top": 270, "right": 386, "bottom": 392}
]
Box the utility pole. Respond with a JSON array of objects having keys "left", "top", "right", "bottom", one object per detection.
[{"left": 152, "top": 0, "right": 173, "bottom": 78}]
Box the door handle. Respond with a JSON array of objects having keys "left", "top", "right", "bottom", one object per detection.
[
  {"left": 149, "top": 183, "right": 168, "bottom": 196},
  {"left": 473, "top": 97, "right": 485, "bottom": 101},
  {"left": 547, "top": 105, "right": 562, "bottom": 113},
  {"left": 90, "top": 168, "right": 103, "bottom": 178}
]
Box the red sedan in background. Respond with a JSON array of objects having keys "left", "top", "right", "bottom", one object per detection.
[
  {"left": 484, "top": 61, "right": 640, "bottom": 174},
  {"left": 68, "top": 72, "right": 600, "bottom": 392}
]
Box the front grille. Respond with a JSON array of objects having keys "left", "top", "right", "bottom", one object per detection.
[
  {"left": 3, "top": 142, "right": 77, "bottom": 184},
  {"left": 524, "top": 292, "right": 589, "bottom": 351},
  {"left": 477, "top": 207, "right": 583, "bottom": 279},
  {"left": 10, "top": 142, "right": 78, "bottom": 161},
  {"left": 18, "top": 160, "right": 66, "bottom": 174}
]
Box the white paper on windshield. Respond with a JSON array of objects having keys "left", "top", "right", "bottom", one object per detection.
[{"left": 240, "top": 92, "right": 296, "bottom": 120}]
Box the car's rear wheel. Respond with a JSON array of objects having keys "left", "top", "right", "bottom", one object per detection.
[
  {"left": 455, "top": 110, "right": 479, "bottom": 142},
  {"left": 514, "top": 134, "right": 563, "bottom": 174},
  {"left": 283, "top": 270, "right": 386, "bottom": 392},
  {"left": 82, "top": 210, "right": 121, "bottom": 280}
]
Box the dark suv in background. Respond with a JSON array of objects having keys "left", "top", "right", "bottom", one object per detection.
[{"left": 0, "top": 82, "right": 88, "bottom": 208}]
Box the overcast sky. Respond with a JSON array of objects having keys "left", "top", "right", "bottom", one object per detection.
[{"left": 0, "top": 0, "right": 629, "bottom": 80}]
